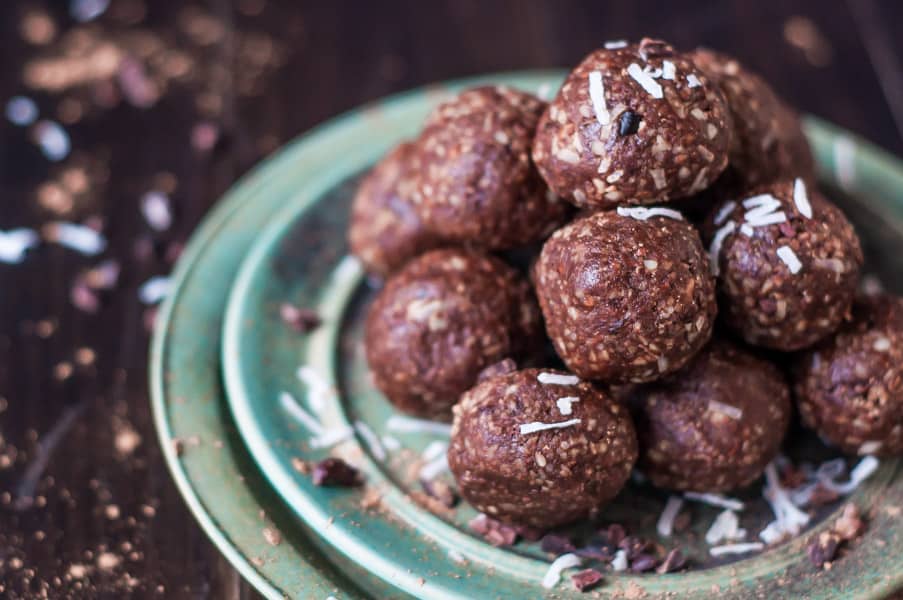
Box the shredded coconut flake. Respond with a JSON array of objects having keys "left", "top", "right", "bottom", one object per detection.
[
  {"left": 537, "top": 372, "right": 580, "bottom": 385},
  {"left": 541, "top": 553, "right": 582, "bottom": 589},
  {"left": 627, "top": 63, "right": 663, "bottom": 98},
  {"left": 705, "top": 509, "right": 746, "bottom": 544},
  {"left": 332, "top": 255, "right": 363, "bottom": 286},
  {"left": 604, "top": 40, "right": 628, "bottom": 49},
  {"left": 684, "top": 492, "right": 745, "bottom": 511},
  {"left": 354, "top": 421, "right": 386, "bottom": 461},
  {"left": 709, "top": 542, "right": 763, "bottom": 557},
  {"left": 616, "top": 206, "right": 684, "bottom": 221},
  {"left": 385, "top": 415, "right": 452, "bottom": 436},
  {"left": 708, "top": 220, "right": 736, "bottom": 276},
  {"left": 742, "top": 193, "right": 780, "bottom": 209},
  {"left": 519, "top": 418, "right": 581, "bottom": 435},
  {"left": 745, "top": 211, "right": 787, "bottom": 227},
  {"left": 686, "top": 74, "right": 701, "bottom": 88},
  {"left": 34, "top": 120, "right": 70, "bottom": 161},
  {"left": 657, "top": 496, "right": 684, "bottom": 537},
  {"left": 6, "top": 96, "right": 38, "bottom": 126},
  {"left": 141, "top": 191, "right": 173, "bottom": 231},
  {"left": 611, "top": 549, "right": 628, "bottom": 571},
  {"left": 833, "top": 136, "right": 856, "bottom": 190},
  {"left": 776, "top": 246, "right": 803, "bottom": 274},
  {"left": 823, "top": 456, "right": 879, "bottom": 494},
  {"left": 872, "top": 337, "right": 891, "bottom": 352},
  {"left": 419, "top": 454, "right": 449, "bottom": 481},
  {"left": 310, "top": 426, "right": 354, "bottom": 449},
  {"left": 422, "top": 440, "right": 448, "bottom": 462},
  {"left": 740, "top": 224, "right": 755, "bottom": 237},
  {"left": 380, "top": 435, "right": 401, "bottom": 451},
  {"left": 588, "top": 71, "right": 610, "bottom": 125},
  {"left": 556, "top": 396, "right": 580, "bottom": 415},
  {"left": 707, "top": 400, "right": 743, "bottom": 420},
  {"left": 858, "top": 441, "right": 883, "bottom": 456},
  {"left": 279, "top": 391, "right": 324, "bottom": 436},
  {"left": 713, "top": 201, "right": 736, "bottom": 226},
  {"left": 662, "top": 60, "right": 676, "bottom": 80},
  {"left": 138, "top": 276, "right": 171, "bottom": 304},
  {"left": 760, "top": 462, "right": 810, "bottom": 543},
  {"left": 44, "top": 222, "right": 107, "bottom": 255},
  {"left": 793, "top": 178, "right": 812, "bottom": 218},
  {"left": 0, "top": 228, "right": 39, "bottom": 263},
  {"left": 297, "top": 365, "right": 333, "bottom": 413},
  {"left": 536, "top": 83, "right": 552, "bottom": 100}
]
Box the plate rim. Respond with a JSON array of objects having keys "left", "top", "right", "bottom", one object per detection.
[{"left": 152, "top": 69, "right": 903, "bottom": 599}]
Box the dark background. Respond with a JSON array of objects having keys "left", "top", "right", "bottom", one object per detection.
[{"left": 0, "top": 0, "right": 901, "bottom": 598}]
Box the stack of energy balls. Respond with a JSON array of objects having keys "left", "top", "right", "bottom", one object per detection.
[{"left": 349, "top": 38, "right": 901, "bottom": 530}]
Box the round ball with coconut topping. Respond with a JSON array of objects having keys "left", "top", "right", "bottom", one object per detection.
[
  {"left": 412, "top": 86, "right": 570, "bottom": 249},
  {"left": 794, "top": 294, "right": 903, "bottom": 457},
  {"left": 691, "top": 48, "right": 814, "bottom": 188},
  {"left": 448, "top": 368, "right": 638, "bottom": 527},
  {"left": 636, "top": 340, "right": 791, "bottom": 492},
  {"left": 348, "top": 141, "right": 444, "bottom": 277},
  {"left": 364, "top": 248, "right": 543, "bottom": 420},
  {"left": 705, "top": 178, "right": 863, "bottom": 351},
  {"left": 531, "top": 38, "right": 731, "bottom": 210},
  {"left": 532, "top": 208, "right": 717, "bottom": 383}
]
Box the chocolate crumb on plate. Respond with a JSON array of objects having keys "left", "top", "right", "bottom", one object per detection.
[
  {"left": 807, "top": 531, "right": 840, "bottom": 568},
  {"left": 310, "top": 458, "right": 362, "bottom": 487},
  {"left": 540, "top": 534, "right": 576, "bottom": 555},
  {"left": 420, "top": 478, "right": 458, "bottom": 508},
  {"left": 279, "top": 303, "right": 322, "bottom": 333},
  {"left": 656, "top": 548, "right": 687, "bottom": 573},
  {"left": 571, "top": 568, "right": 604, "bottom": 592}
]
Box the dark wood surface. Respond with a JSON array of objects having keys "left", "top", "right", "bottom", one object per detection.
[{"left": 0, "top": 1, "right": 901, "bottom": 598}]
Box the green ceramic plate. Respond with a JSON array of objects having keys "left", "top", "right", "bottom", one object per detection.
[{"left": 153, "top": 71, "right": 903, "bottom": 600}]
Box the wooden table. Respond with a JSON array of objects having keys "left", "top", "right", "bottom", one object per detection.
[{"left": 0, "top": 1, "right": 900, "bottom": 597}]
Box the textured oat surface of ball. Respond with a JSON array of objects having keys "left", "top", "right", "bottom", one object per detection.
[
  {"left": 348, "top": 141, "right": 443, "bottom": 277},
  {"left": 636, "top": 340, "right": 791, "bottom": 492},
  {"left": 532, "top": 38, "right": 731, "bottom": 209},
  {"left": 707, "top": 178, "right": 863, "bottom": 351},
  {"left": 794, "top": 294, "right": 903, "bottom": 457},
  {"left": 692, "top": 48, "right": 814, "bottom": 187},
  {"left": 448, "top": 368, "right": 638, "bottom": 527},
  {"left": 364, "top": 248, "right": 542, "bottom": 420},
  {"left": 413, "top": 86, "right": 569, "bottom": 249},
  {"left": 533, "top": 208, "right": 716, "bottom": 383}
]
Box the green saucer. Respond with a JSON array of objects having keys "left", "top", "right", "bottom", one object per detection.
[{"left": 153, "top": 71, "right": 903, "bottom": 599}]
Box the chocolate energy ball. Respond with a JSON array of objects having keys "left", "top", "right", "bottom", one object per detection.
[
  {"left": 532, "top": 38, "right": 731, "bottom": 210},
  {"left": 691, "top": 48, "right": 814, "bottom": 187},
  {"left": 348, "top": 141, "right": 443, "bottom": 277},
  {"left": 794, "top": 294, "right": 903, "bottom": 457},
  {"left": 412, "top": 86, "right": 570, "bottom": 249},
  {"left": 706, "top": 178, "right": 863, "bottom": 351},
  {"left": 636, "top": 340, "right": 791, "bottom": 492},
  {"left": 364, "top": 248, "right": 542, "bottom": 420},
  {"left": 533, "top": 208, "right": 716, "bottom": 383},
  {"left": 448, "top": 368, "right": 638, "bottom": 527}
]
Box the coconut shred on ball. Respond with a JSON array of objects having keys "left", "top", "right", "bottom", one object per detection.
[
  {"left": 348, "top": 141, "right": 443, "bottom": 277},
  {"left": 532, "top": 38, "right": 731, "bottom": 209},
  {"left": 794, "top": 294, "right": 903, "bottom": 457},
  {"left": 364, "top": 248, "right": 542, "bottom": 420},
  {"left": 412, "top": 86, "right": 570, "bottom": 249},
  {"left": 706, "top": 178, "right": 863, "bottom": 351},
  {"left": 691, "top": 48, "right": 814, "bottom": 188},
  {"left": 533, "top": 207, "right": 716, "bottom": 383},
  {"left": 448, "top": 368, "right": 638, "bottom": 527},
  {"left": 636, "top": 340, "right": 791, "bottom": 492}
]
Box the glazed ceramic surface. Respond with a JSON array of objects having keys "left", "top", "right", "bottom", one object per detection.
[{"left": 153, "top": 71, "right": 903, "bottom": 600}]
